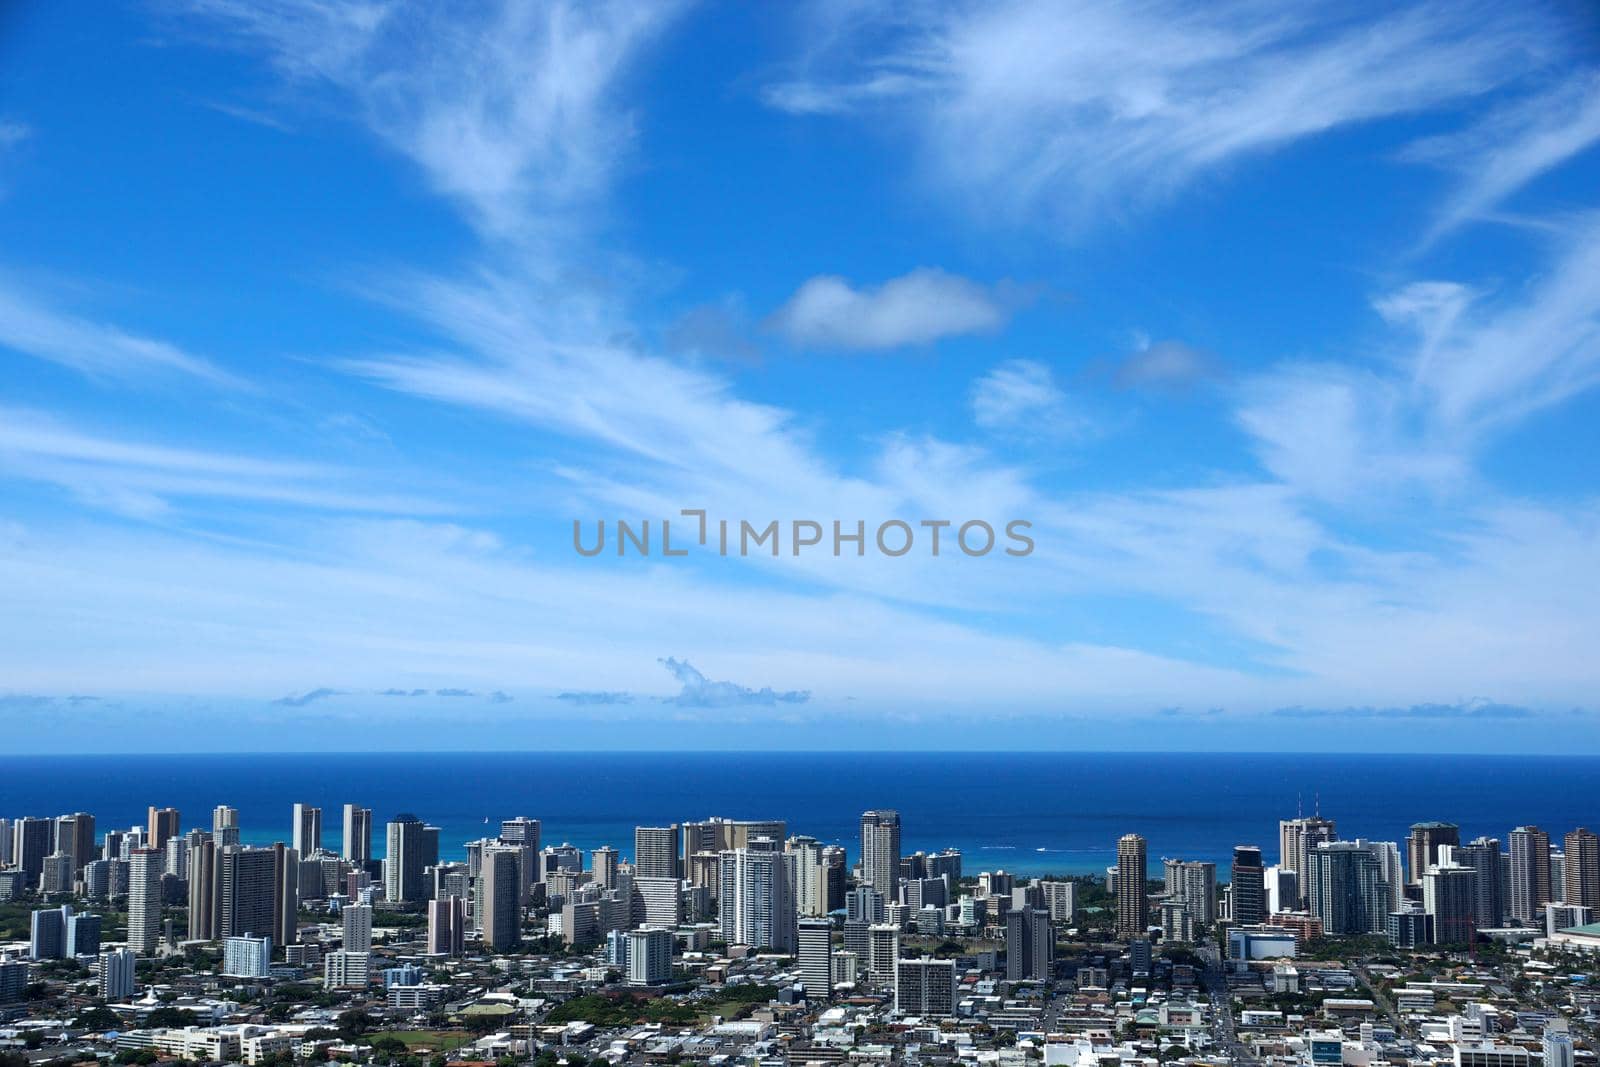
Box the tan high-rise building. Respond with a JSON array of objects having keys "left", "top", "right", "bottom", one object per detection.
[
  {"left": 1116, "top": 834, "right": 1148, "bottom": 939},
  {"left": 860, "top": 810, "right": 902, "bottom": 898},
  {"left": 292, "top": 804, "right": 322, "bottom": 856},
  {"left": 1407, "top": 822, "right": 1460, "bottom": 886},
  {"left": 147, "top": 807, "right": 181, "bottom": 852},
  {"left": 1564, "top": 828, "right": 1600, "bottom": 909},
  {"left": 1509, "top": 826, "right": 1552, "bottom": 923},
  {"left": 342, "top": 805, "right": 372, "bottom": 864},
  {"left": 427, "top": 896, "right": 466, "bottom": 956}
]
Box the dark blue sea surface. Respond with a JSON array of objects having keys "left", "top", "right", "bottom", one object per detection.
[{"left": 2, "top": 752, "right": 1596, "bottom": 876}]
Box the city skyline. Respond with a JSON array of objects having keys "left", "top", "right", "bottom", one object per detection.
[{"left": 2, "top": 2, "right": 1599, "bottom": 752}]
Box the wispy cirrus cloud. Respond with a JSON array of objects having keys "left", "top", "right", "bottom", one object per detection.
[
  {"left": 1408, "top": 72, "right": 1600, "bottom": 243},
  {"left": 0, "top": 407, "right": 453, "bottom": 520},
  {"left": 557, "top": 690, "right": 634, "bottom": 706},
  {"left": 769, "top": 268, "right": 1026, "bottom": 350},
  {"left": 971, "top": 359, "right": 1087, "bottom": 438},
  {"left": 764, "top": 0, "right": 1566, "bottom": 230},
  {"left": 0, "top": 281, "right": 246, "bottom": 388},
  {"left": 1274, "top": 700, "right": 1532, "bottom": 720},
  {"left": 182, "top": 0, "right": 687, "bottom": 244}
]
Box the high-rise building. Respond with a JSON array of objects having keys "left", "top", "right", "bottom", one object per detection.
[
  {"left": 625, "top": 927, "right": 674, "bottom": 985},
  {"left": 343, "top": 902, "right": 373, "bottom": 953},
  {"left": 1116, "top": 834, "right": 1148, "bottom": 939},
  {"left": 797, "top": 917, "right": 834, "bottom": 1000},
  {"left": 1423, "top": 864, "right": 1477, "bottom": 944},
  {"left": 634, "top": 877, "right": 682, "bottom": 928},
  {"left": 1509, "top": 826, "right": 1553, "bottom": 924},
  {"left": 99, "top": 947, "right": 136, "bottom": 1000},
  {"left": 896, "top": 957, "right": 956, "bottom": 1017},
  {"left": 127, "top": 848, "right": 164, "bottom": 954},
  {"left": 592, "top": 846, "right": 619, "bottom": 890},
  {"left": 1278, "top": 817, "right": 1337, "bottom": 907},
  {"left": 1458, "top": 838, "right": 1506, "bottom": 929},
  {"left": 66, "top": 911, "right": 101, "bottom": 957},
  {"left": 860, "top": 810, "right": 902, "bottom": 898},
  {"left": 1166, "top": 861, "right": 1218, "bottom": 927},
  {"left": 274, "top": 844, "right": 300, "bottom": 948},
  {"left": 146, "top": 808, "right": 181, "bottom": 853},
  {"left": 1005, "top": 906, "right": 1053, "bottom": 981},
  {"left": 29, "top": 906, "right": 66, "bottom": 960},
  {"left": 13, "top": 817, "right": 52, "bottom": 887},
  {"left": 427, "top": 896, "right": 466, "bottom": 956},
  {"left": 342, "top": 805, "right": 372, "bottom": 865},
  {"left": 212, "top": 806, "right": 240, "bottom": 847},
  {"left": 1408, "top": 822, "right": 1460, "bottom": 885},
  {"left": 718, "top": 837, "right": 796, "bottom": 953},
  {"left": 40, "top": 852, "right": 73, "bottom": 895},
  {"left": 385, "top": 815, "right": 428, "bottom": 903},
  {"left": 866, "top": 923, "right": 899, "bottom": 985},
  {"left": 634, "top": 825, "right": 680, "bottom": 880},
  {"left": 223, "top": 934, "right": 273, "bottom": 978},
  {"left": 479, "top": 846, "right": 522, "bottom": 951},
  {"left": 324, "top": 950, "right": 370, "bottom": 989},
  {"left": 187, "top": 833, "right": 216, "bottom": 941},
  {"left": 217, "top": 846, "right": 278, "bottom": 942},
  {"left": 291, "top": 804, "right": 322, "bottom": 856},
  {"left": 56, "top": 813, "right": 96, "bottom": 874},
  {"left": 1307, "top": 842, "right": 1389, "bottom": 935},
  {"left": 1040, "top": 880, "right": 1078, "bottom": 924},
  {"left": 1564, "top": 828, "right": 1600, "bottom": 910}
]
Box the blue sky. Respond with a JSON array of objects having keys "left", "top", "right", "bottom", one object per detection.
[{"left": 2, "top": 0, "right": 1599, "bottom": 753}]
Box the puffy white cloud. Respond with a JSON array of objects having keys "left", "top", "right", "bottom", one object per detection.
[{"left": 770, "top": 268, "right": 1017, "bottom": 350}]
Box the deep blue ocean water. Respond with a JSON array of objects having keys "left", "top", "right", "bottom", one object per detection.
[{"left": 1, "top": 752, "right": 1596, "bottom": 876}]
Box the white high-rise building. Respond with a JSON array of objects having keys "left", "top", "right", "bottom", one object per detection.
[
  {"left": 625, "top": 927, "right": 673, "bottom": 985},
  {"left": 223, "top": 935, "right": 272, "bottom": 978},
  {"left": 126, "top": 848, "right": 163, "bottom": 955},
  {"left": 324, "top": 950, "right": 370, "bottom": 988},
  {"left": 717, "top": 838, "right": 796, "bottom": 953},
  {"left": 343, "top": 902, "right": 373, "bottom": 953},
  {"left": 342, "top": 805, "right": 372, "bottom": 865},
  {"left": 99, "top": 947, "right": 136, "bottom": 1000},
  {"left": 292, "top": 804, "right": 322, "bottom": 857}
]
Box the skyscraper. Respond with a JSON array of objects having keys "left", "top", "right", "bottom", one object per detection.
[
  {"left": 99, "top": 948, "right": 136, "bottom": 1000},
  {"left": 1407, "top": 822, "right": 1460, "bottom": 885},
  {"left": 1306, "top": 842, "right": 1388, "bottom": 935},
  {"left": 427, "top": 896, "right": 466, "bottom": 956},
  {"left": 292, "top": 804, "right": 322, "bottom": 856},
  {"left": 592, "top": 845, "right": 619, "bottom": 890},
  {"left": 343, "top": 902, "right": 373, "bottom": 953},
  {"left": 342, "top": 805, "right": 372, "bottom": 864},
  {"left": 718, "top": 837, "right": 796, "bottom": 953},
  {"left": 13, "top": 817, "right": 52, "bottom": 888},
  {"left": 1423, "top": 864, "right": 1478, "bottom": 945},
  {"left": 896, "top": 957, "right": 956, "bottom": 1018},
  {"left": 56, "top": 813, "right": 96, "bottom": 874},
  {"left": 1229, "top": 845, "right": 1267, "bottom": 925},
  {"left": 385, "top": 814, "right": 428, "bottom": 903},
  {"left": 1116, "top": 834, "right": 1148, "bottom": 939},
  {"left": 797, "top": 917, "right": 834, "bottom": 1000},
  {"left": 859, "top": 810, "right": 902, "bottom": 898},
  {"left": 217, "top": 846, "right": 278, "bottom": 942},
  {"left": 634, "top": 825, "right": 680, "bottom": 880},
  {"left": 127, "top": 848, "right": 163, "bottom": 954},
  {"left": 1166, "top": 860, "right": 1218, "bottom": 927},
  {"left": 1509, "top": 826, "right": 1553, "bottom": 923},
  {"left": 1564, "top": 828, "right": 1600, "bottom": 909},
  {"left": 1459, "top": 837, "right": 1506, "bottom": 929},
  {"left": 479, "top": 846, "right": 522, "bottom": 951},
  {"left": 146, "top": 807, "right": 181, "bottom": 852},
  {"left": 1005, "top": 906, "right": 1053, "bottom": 980},
  {"left": 212, "top": 806, "right": 240, "bottom": 847},
  {"left": 188, "top": 834, "right": 216, "bottom": 940},
  {"left": 1278, "top": 816, "right": 1337, "bottom": 908}
]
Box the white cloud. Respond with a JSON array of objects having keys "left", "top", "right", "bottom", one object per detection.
[
  {"left": 0, "top": 407, "right": 451, "bottom": 519},
  {"left": 769, "top": 268, "right": 1016, "bottom": 349},
  {"left": 765, "top": 0, "right": 1564, "bottom": 229},
  {"left": 183, "top": 0, "right": 685, "bottom": 243},
  {"left": 1409, "top": 72, "right": 1600, "bottom": 242},
  {"left": 0, "top": 281, "right": 245, "bottom": 388},
  {"left": 971, "top": 359, "right": 1086, "bottom": 437}
]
